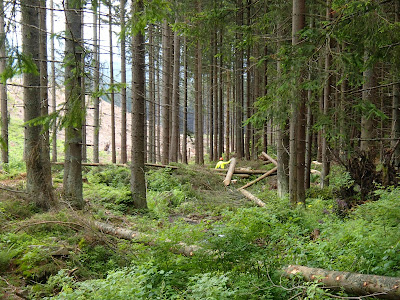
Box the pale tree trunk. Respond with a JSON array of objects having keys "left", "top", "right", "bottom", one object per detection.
[
  {"left": 321, "top": 0, "right": 331, "bottom": 188},
  {"left": 131, "top": 0, "right": 147, "bottom": 209},
  {"left": 289, "top": 0, "right": 306, "bottom": 206},
  {"left": 156, "top": 50, "right": 161, "bottom": 162},
  {"left": 194, "top": 2, "right": 204, "bottom": 165},
  {"left": 109, "top": 4, "right": 116, "bottom": 163},
  {"left": 305, "top": 88, "right": 313, "bottom": 190},
  {"left": 64, "top": 0, "right": 83, "bottom": 208},
  {"left": 284, "top": 265, "right": 400, "bottom": 300},
  {"left": 22, "top": 0, "right": 55, "bottom": 209},
  {"left": 0, "top": 0, "right": 7, "bottom": 164},
  {"left": 209, "top": 33, "right": 214, "bottom": 161},
  {"left": 161, "top": 20, "right": 171, "bottom": 165},
  {"left": 170, "top": 22, "right": 180, "bottom": 163},
  {"left": 225, "top": 71, "right": 231, "bottom": 160},
  {"left": 213, "top": 31, "right": 218, "bottom": 161},
  {"left": 81, "top": 10, "right": 86, "bottom": 163},
  {"left": 120, "top": 0, "right": 127, "bottom": 164},
  {"left": 148, "top": 25, "right": 155, "bottom": 163},
  {"left": 93, "top": 3, "right": 100, "bottom": 163},
  {"left": 392, "top": 1, "right": 400, "bottom": 167},
  {"left": 218, "top": 30, "right": 224, "bottom": 159},
  {"left": 50, "top": 0, "right": 57, "bottom": 162},
  {"left": 182, "top": 36, "right": 188, "bottom": 164}
]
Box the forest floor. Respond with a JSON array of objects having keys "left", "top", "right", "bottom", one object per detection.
[{"left": 0, "top": 158, "right": 400, "bottom": 299}]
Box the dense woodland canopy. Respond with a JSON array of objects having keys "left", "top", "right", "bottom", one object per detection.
[{"left": 1, "top": 0, "right": 400, "bottom": 298}]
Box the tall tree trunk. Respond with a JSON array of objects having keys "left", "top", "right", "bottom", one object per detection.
[
  {"left": 156, "top": 48, "right": 161, "bottom": 162},
  {"left": 245, "top": 0, "right": 252, "bottom": 161},
  {"left": 120, "top": 0, "right": 127, "bottom": 163},
  {"left": 50, "top": 0, "right": 57, "bottom": 162},
  {"left": 64, "top": 0, "right": 83, "bottom": 208},
  {"left": 212, "top": 31, "right": 218, "bottom": 161},
  {"left": 182, "top": 36, "right": 188, "bottom": 164},
  {"left": 0, "top": 0, "right": 7, "bottom": 164},
  {"left": 290, "top": 0, "right": 306, "bottom": 206},
  {"left": 161, "top": 20, "right": 171, "bottom": 165},
  {"left": 360, "top": 56, "right": 377, "bottom": 156},
  {"left": 170, "top": 23, "right": 180, "bottom": 163},
  {"left": 276, "top": 36, "right": 290, "bottom": 198},
  {"left": 148, "top": 25, "right": 155, "bottom": 163},
  {"left": 81, "top": 9, "right": 86, "bottom": 163},
  {"left": 93, "top": 3, "right": 100, "bottom": 163},
  {"left": 218, "top": 29, "right": 224, "bottom": 159},
  {"left": 131, "top": 0, "right": 147, "bottom": 209},
  {"left": 235, "top": 0, "right": 244, "bottom": 159},
  {"left": 321, "top": 0, "right": 331, "bottom": 188},
  {"left": 226, "top": 71, "right": 231, "bottom": 160},
  {"left": 392, "top": 1, "right": 400, "bottom": 167},
  {"left": 22, "top": 0, "right": 55, "bottom": 209},
  {"left": 109, "top": 4, "right": 116, "bottom": 163}
]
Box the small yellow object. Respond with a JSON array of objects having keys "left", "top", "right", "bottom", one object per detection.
[{"left": 215, "top": 160, "right": 231, "bottom": 169}]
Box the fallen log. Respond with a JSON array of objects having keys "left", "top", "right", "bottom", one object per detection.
[
  {"left": 93, "top": 221, "right": 200, "bottom": 257},
  {"left": 284, "top": 265, "right": 400, "bottom": 300},
  {"left": 51, "top": 162, "right": 178, "bottom": 169},
  {"left": 212, "top": 169, "right": 274, "bottom": 175},
  {"left": 238, "top": 167, "right": 277, "bottom": 190},
  {"left": 223, "top": 158, "right": 237, "bottom": 186},
  {"left": 216, "top": 173, "right": 250, "bottom": 178},
  {"left": 238, "top": 189, "right": 266, "bottom": 207},
  {"left": 261, "top": 152, "right": 278, "bottom": 167}
]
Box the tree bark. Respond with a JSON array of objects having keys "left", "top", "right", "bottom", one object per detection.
[
  {"left": 63, "top": 0, "right": 83, "bottom": 208},
  {"left": 223, "top": 157, "right": 237, "bottom": 186},
  {"left": 182, "top": 36, "right": 188, "bottom": 164},
  {"left": 218, "top": 29, "right": 224, "bottom": 159},
  {"left": 120, "top": 0, "right": 127, "bottom": 164},
  {"left": 161, "top": 20, "right": 171, "bottom": 165},
  {"left": 50, "top": 0, "right": 57, "bottom": 163},
  {"left": 321, "top": 0, "right": 332, "bottom": 188},
  {"left": 22, "top": 0, "right": 55, "bottom": 210},
  {"left": 93, "top": 3, "right": 100, "bottom": 163},
  {"left": 284, "top": 265, "right": 400, "bottom": 300},
  {"left": 148, "top": 24, "right": 155, "bottom": 163},
  {"left": 238, "top": 189, "right": 266, "bottom": 207},
  {"left": 290, "top": 0, "right": 306, "bottom": 206},
  {"left": 392, "top": 1, "right": 400, "bottom": 167},
  {"left": 131, "top": 0, "right": 147, "bottom": 209},
  {"left": 0, "top": 0, "right": 7, "bottom": 165},
  {"left": 360, "top": 56, "right": 377, "bottom": 157},
  {"left": 109, "top": 4, "right": 116, "bottom": 164},
  {"left": 235, "top": 0, "right": 244, "bottom": 159},
  {"left": 238, "top": 167, "right": 277, "bottom": 190},
  {"left": 170, "top": 23, "right": 180, "bottom": 163}
]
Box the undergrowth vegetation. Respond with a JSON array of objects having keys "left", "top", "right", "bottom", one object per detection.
[{"left": 0, "top": 163, "right": 399, "bottom": 299}]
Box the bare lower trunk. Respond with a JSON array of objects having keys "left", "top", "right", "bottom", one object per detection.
[
  {"left": 22, "top": 0, "right": 55, "bottom": 210},
  {"left": 131, "top": 0, "right": 147, "bottom": 209},
  {"left": 170, "top": 24, "right": 180, "bottom": 163},
  {"left": 182, "top": 37, "right": 188, "bottom": 164},
  {"left": 0, "top": 0, "right": 7, "bottom": 164},
  {"left": 120, "top": 0, "right": 127, "bottom": 164},
  {"left": 109, "top": 5, "right": 116, "bottom": 164},
  {"left": 161, "top": 20, "right": 171, "bottom": 165},
  {"left": 63, "top": 0, "right": 83, "bottom": 209},
  {"left": 93, "top": 4, "right": 100, "bottom": 163}
]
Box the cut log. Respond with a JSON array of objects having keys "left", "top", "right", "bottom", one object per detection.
[
  {"left": 223, "top": 158, "right": 237, "bottom": 186},
  {"left": 212, "top": 169, "right": 274, "bottom": 175},
  {"left": 238, "top": 167, "right": 277, "bottom": 190},
  {"left": 284, "top": 265, "right": 400, "bottom": 300},
  {"left": 51, "top": 162, "right": 178, "bottom": 169},
  {"left": 311, "top": 169, "right": 321, "bottom": 176},
  {"left": 238, "top": 189, "right": 266, "bottom": 207},
  {"left": 261, "top": 151, "right": 278, "bottom": 166},
  {"left": 216, "top": 173, "right": 250, "bottom": 178}
]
